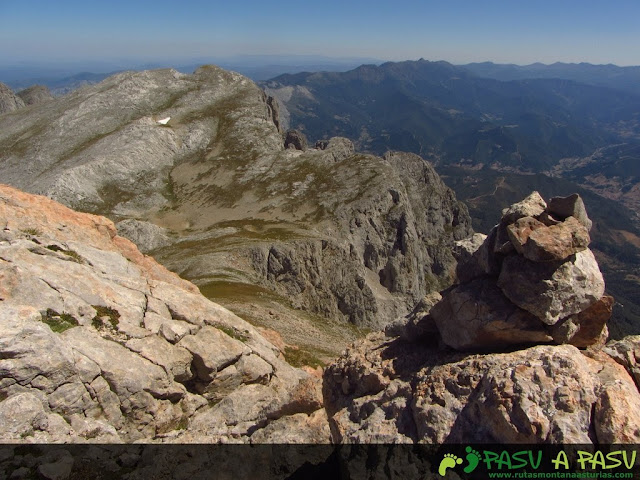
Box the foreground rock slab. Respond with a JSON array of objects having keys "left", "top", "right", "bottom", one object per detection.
[
  {"left": 324, "top": 332, "right": 640, "bottom": 444},
  {"left": 0, "top": 184, "right": 328, "bottom": 443}
]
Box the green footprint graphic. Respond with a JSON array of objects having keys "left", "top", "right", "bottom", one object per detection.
[
  {"left": 464, "top": 446, "right": 482, "bottom": 474},
  {"left": 438, "top": 453, "right": 463, "bottom": 476}
]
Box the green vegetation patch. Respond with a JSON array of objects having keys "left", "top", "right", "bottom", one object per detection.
[
  {"left": 199, "top": 281, "right": 279, "bottom": 303},
  {"left": 45, "top": 244, "right": 84, "bottom": 263},
  {"left": 21, "top": 228, "right": 42, "bottom": 236},
  {"left": 91, "top": 305, "right": 121, "bottom": 329},
  {"left": 215, "top": 325, "right": 249, "bottom": 342},
  {"left": 40, "top": 308, "right": 79, "bottom": 333},
  {"left": 283, "top": 346, "right": 324, "bottom": 369}
]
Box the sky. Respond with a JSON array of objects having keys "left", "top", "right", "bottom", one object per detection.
[{"left": 1, "top": 0, "right": 639, "bottom": 68}]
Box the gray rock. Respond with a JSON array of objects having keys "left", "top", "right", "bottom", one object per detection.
[
  {"left": 0, "top": 82, "right": 25, "bottom": 114},
  {"left": 116, "top": 219, "right": 172, "bottom": 253},
  {"left": 431, "top": 279, "right": 552, "bottom": 351},
  {"left": 316, "top": 137, "right": 355, "bottom": 161},
  {"left": 547, "top": 193, "right": 593, "bottom": 231},
  {"left": 550, "top": 295, "right": 613, "bottom": 348},
  {"left": 500, "top": 191, "right": 547, "bottom": 224},
  {"left": 498, "top": 249, "right": 605, "bottom": 325},
  {"left": 453, "top": 232, "right": 492, "bottom": 283},
  {"left": 62, "top": 327, "right": 185, "bottom": 401},
  {"left": 177, "top": 326, "right": 250, "bottom": 381},
  {"left": 604, "top": 335, "right": 640, "bottom": 390},
  {"left": 249, "top": 410, "right": 331, "bottom": 443},
  {"left": 325, "top": 333, "right": 640, "bottom": 444},
  {"left": 125, "top": 335, "right": 194, "bottom": 382},
  {"left": 284, "top": 129, "right": 308, "bottom": 150},
  {"left": 0, "top": 392, "right": 48, "bottom": 438},
  {"left": 17, "top": 85, "right": 53, "bottom": 106}
]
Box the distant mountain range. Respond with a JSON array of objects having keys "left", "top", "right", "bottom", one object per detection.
[
  {"left": 0, "top": 55, "right": 381, "bottom": 93},
  {"left": 462, "top": 61, "right": 640, "bottom": 97}
]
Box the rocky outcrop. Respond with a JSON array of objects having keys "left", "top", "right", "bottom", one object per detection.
[
  {"left": 324, "top": 333, "right": 640, "bottom": 444},
  {"left": 284, "top": 129, "right": 308, "bottom": 150},
  {"left": 432, "top": 192, "right": 606, "bottom": 351},
  {"left": 323, "top": 193, "right": 640, "bottom": 444},
  {"left": 0, "top": 82, "right": 25, "bottom": 114},
  {"left": 0, "top": 185, "right": 328, "bottom": 443},
  {"left": 248, "top": 151, "right": 472, "bottom": 328},
  {"left": 17, "top": 85, "right": 54, "bottom": 106}
]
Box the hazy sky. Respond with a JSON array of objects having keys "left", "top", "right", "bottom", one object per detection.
[{"left": 1, "top": 0, "right": 639, "bottom": 67}]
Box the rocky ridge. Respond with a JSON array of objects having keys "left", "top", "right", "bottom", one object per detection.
[
  {"left": 0, "top": 82, "right": 25, "bottom": 114},
  {"left": 0, "top": 184, "right": 327, "bottom": 443},
  {"left": 16, "top": 85, "right": 54, "bottom": 106},
  {"left": 0, "top": 66, "right": 471, "bottom": 360},
  {"left": 324, "top": 193, "right": 640, "bottom": 444}
]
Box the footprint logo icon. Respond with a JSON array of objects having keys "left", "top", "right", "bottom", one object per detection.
[
  {"left": 438, "top": 453, "right": 463, "bottom": 476},
  {"left": 464, "top": 446, "right": 481, "bottom": 474}
]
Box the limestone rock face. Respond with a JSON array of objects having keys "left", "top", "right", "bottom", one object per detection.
[
  {"left": 324, "top": 332, "right": 640, "bottom": 444},
  {"left": 0, "top": 185, "right": 325, "bottom": 442},
  {"left": 0, "top": 82, "right": 25, "bottom": 114},
  {"left": 431, "top": 192, "right": 608, "bottom": 351},
  {"left": 498, "top": 249, "right": 605, "bottom": 325},
  {"left": 17, "top": 85, "right": 54, "bottom": 106}
]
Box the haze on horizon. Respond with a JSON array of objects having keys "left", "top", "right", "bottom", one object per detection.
[{"left": 1, "top": 0, "right": 639, "bottom": 69}]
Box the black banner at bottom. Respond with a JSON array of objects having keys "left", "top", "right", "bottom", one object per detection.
[{"left": 1, "top": 444, "right": 638, "bottom": 480}]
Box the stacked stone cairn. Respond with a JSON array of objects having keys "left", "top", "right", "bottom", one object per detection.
[{"left": 430, "top": 192, "right": 612, "bottom": 351}]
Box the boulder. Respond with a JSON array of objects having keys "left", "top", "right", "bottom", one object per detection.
[
  {"left": 547, "top": 193, "right": 593, "bottom": 230},
  {"left": 284, "top": 129, "right": 308, "bottom": 150},
  {"left": 500, "top": 191, "right": 547, "bottom": 224},
  {"left": 498, "top": 249, "right": 605, "bottom": 325},
  {"left": 514, "top": 217, "right": 590, "bottom": 262},
  {"left": 506, "top": 216, "right": 547, "bottom": 254},
  {"left": 603, "top": 335, "right": 640, "bottom": 390},
  {"left": 550, "top": 295, "right": 613, "bottom": 348},
  {"left": 431, "top": 279, "right": 552, "bottom": 351}
]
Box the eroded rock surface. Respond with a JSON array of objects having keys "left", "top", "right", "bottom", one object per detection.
[
  {"left": 0, "top": 83, "right": 25, "bottom": 114},
  {"left": 0, "top": 185, "right": 327, "bottom": 443},
  {"left": 324, "top": 332, "right": 640, "bottom": 444},
  {"left": 324, "top": 192, "right": 639, "bottom": 445}
]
